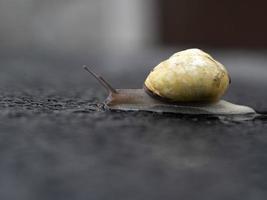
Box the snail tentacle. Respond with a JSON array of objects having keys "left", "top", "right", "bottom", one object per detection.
[{"left": 83, "top": 65, "right": 117, "bottom": 94}]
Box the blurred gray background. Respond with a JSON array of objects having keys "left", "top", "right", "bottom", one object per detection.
[
  {"left": 2, "top": 0, "right": 267, "bottom": 52},
  {"left": 0, "top": 0, "right": 157, "bottom": 54},
  {"left": 0, "top": 0, "right": 267, "bottom": 94}
]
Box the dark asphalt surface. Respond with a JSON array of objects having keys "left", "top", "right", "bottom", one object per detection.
[{"left": 1, "top": 49, "right": 267, "bottom": 200}]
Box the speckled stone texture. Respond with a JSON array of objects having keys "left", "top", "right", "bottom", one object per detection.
[{"left": 0, "top": 49, "right": 267, "bottom": 200}]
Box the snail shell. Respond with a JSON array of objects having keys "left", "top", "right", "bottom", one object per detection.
[
  {"left": 144, "top": 49, "right": 230, "bottom": 103},
  {"left": 83, "top": 49, "right": 255, "bottom": 115}
]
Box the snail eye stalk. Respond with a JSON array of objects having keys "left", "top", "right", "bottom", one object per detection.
[{"left": 83, "top": 65, "right": 117, "bottom": 94}]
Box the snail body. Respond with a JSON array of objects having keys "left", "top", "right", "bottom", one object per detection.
[
  {"left": 104, "top": 89, "right": 255, "bottom": 115},
  {"left": 84, "top": 49, "right": 255, "bottom": 115}
]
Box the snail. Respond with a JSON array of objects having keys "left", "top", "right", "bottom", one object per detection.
[{"left": 84, "top": 48, "right": 255, "bottom": 115}]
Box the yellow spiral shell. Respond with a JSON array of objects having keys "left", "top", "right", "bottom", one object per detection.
[{"left": 144, "top": 49, "right": 230, "bottom": 103}]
